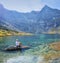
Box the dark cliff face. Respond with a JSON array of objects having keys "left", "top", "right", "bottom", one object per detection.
[{"left": 0, "top": 4, "right": 60, "bottom": 33}]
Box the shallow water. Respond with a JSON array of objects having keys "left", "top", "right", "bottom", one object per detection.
[
  {"left": 0, "top": 34, "right": 60, "bottom": 63},
  {"left": 5, "top": 56, "right": 45, "bottom": 63}
]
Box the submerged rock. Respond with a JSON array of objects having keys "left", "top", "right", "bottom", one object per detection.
[{"left": 49, "top": 58, "right": 60, "bottom": 63}]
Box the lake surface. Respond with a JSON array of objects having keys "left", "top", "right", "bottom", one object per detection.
[{"left": 0, "top": 34, "right": 60, "bottom": 63}]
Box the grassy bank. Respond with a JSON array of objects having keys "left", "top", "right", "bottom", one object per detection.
[{"left": 0, "top": 29, "right": 33, "bottom": 37}]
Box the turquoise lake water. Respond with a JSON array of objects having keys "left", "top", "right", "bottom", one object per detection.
[{"left": 0, "top": 34, "right": 60, "bottom": 63}]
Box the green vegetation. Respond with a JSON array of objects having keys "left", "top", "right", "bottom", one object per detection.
[{"left": 0, "top": 29, "right": 33, "bottom": 37}]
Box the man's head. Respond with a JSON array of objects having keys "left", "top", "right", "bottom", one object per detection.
[{"left": 16, "top": 39, "right": 19, "bottom": 41}]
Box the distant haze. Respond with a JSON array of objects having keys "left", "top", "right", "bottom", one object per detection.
[{"left": 0, "top": 0, "right": 60, "bottom": 12}]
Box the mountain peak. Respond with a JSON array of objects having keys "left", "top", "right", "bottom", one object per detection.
[
  {"left": 0, "top": 4, "right": 4, "bottom": 15},
  {"left": 42, "top": 5, "right": 51, "bottom": 10},
  {"left": 0, "top": 4, "right": 5, "bottom": 12},
  {"left": 40, "top": 5, "right": 52, "bottom": 12},
  {"left": 0, "top": 4, "right": 4, "bottom": 8},
  {"left": 44, "top": 5, "right": 50, "bottom": 8}
]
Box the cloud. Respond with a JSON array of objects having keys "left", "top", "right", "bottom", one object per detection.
[{"left": 0, "top": 0, "right": 45, "bottom": 12}]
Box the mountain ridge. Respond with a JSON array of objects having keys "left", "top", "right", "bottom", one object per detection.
[{"left": 0, "top": 4, "right": 60, "bottom": 34}]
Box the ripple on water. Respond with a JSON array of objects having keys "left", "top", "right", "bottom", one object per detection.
[{"left": 4, "top": 56, "right": 45, "bottom": 63}]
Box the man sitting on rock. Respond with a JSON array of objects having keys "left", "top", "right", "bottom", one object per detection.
[{"left": 16, "top": 39, "right": 22, "bottom": 47}]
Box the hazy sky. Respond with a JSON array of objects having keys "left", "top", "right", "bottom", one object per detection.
[{"left": 0, "top": 0, "right": 60, "bottom": 12}]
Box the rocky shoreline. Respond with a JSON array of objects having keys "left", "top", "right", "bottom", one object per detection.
[{"left": 24, "top": 42, "right": 60, "bottom": 63}]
